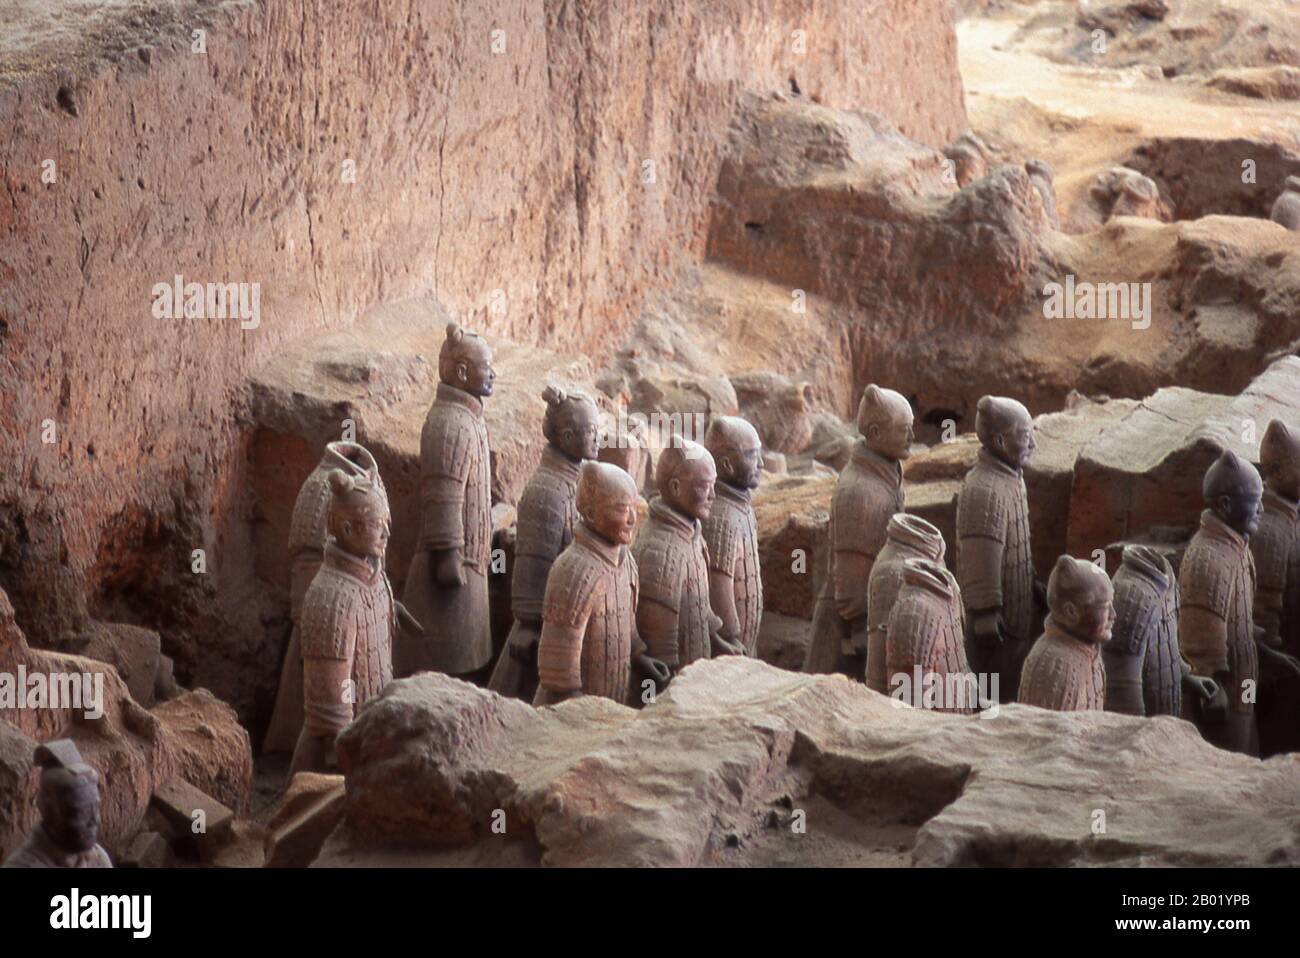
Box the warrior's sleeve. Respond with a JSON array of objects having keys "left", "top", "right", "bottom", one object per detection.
[
  {"left": 830, "top": 479, "right": 877, "bottom": 622},
  {"left": 704, "top": 513, "right": 743, "bottom": 639},
  {"left": 1178, "top": 545, "right": 1232, "bottom": 676},
  {"left": 628, "top": 552, "right": 647, "bottom": 658},
  {"left": 299, "top": 585, "right": 358, "bottom": 737},
  {"left": 1250, "top": 523, "right": 1284, "bottom": 640},
  {"left": 419, "top": 406, "right": 474, "bottom": 551},
  {"left": 956, "top": 471, "right": 1007, "bottom": 613},
  {"left": 634, "top": 531, "right": 684, "bottom": 667},
  {"left": 1104, "top": 579, "right": 1153, "bottom": 715},
  {"left": 513, "top": 479, "right": 571, "bottom": 622},
  {"left": 537, "top": 552, "right": 601, "bottom": 694}
]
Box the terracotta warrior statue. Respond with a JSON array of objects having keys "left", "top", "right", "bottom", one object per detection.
[
  {"left": 535, "top": 462, "right": 669, "bottom": 705},
  {"left": 3, "top": 741, "right": 111, "bottom": 868},
  {"left": 1270, "top": 175, "right": 1300, "bottom": 231},
  {"left": 635, "top": 438, "right": 738, "bottom": 676},
  {"left": 866, "top": 513, "right": 946, "bottom": 693},
  {"left": 701, "top": 416, "right": 764, "bottom": 657},
  {"left": 1019, "top": 556, "right": 1113, "bottom": 711},
  {"left": 398, "top": 322, "right": 495, "bottom": 680},
  {"left": 488, "top": 386, "right": 600, "bottom": 700},
  {"left": 292, "top": 469, "right": 405, "bottom": 774},
  {"left": 956, "top": 395, "right": 1037, "bottom": 702},
  {"left": 264, "top": 441, "right": 385, "bottom": 754},
  {"left": 1251, "top": 420, "right": 1300, "bottom": 656},
  {"left": 1181, "top": 449, "right": 1300, "bottom": 754},
  {"left": 804, "top": 385, "right": 913, "bottom": 676},
  {"left": 1103, "top": 545, "right": 1219, "bottom": 718},
  {"left": 885, "top": 557, "right": 975, "bottom": 713}
]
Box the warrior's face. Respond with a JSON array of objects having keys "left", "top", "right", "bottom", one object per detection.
[
  {"left": 863, "top": 403, "right": 914, "bottom": 462},
  {"left": 42, "top": 777, "right": 101, "bottom": 854},
  {"left": 1217, "top": 471, "right": 1264, "bottom": 539},
  {"left": 991, "top": 414, "right": 1035, "bottom": 469},
  {"left": 336, "top": 502, "right": 391, "bottom": 559},
  {"left": 667, "top": 456, "right": 717, "bottom": 521},
  {"left": 718, "top": 435, "right": 763, "bottom": 490},
  {"left": 556, "top": 401, "right": 601, "bottom": 462},
  {"left": 451, "top": 340, "right": 496, "bottom": 398},
  {"left": 1058, "top": 576, "right": 1115, "bottom": 646},
  {"left": 593, "top": 486, "right": 640, "bottom": 546},
  {"left": 1265, "top": 449, "right": 1300, "bottom": 502}
]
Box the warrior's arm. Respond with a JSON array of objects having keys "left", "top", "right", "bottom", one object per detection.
[
  {"left": 1178, "top": 604, "right": 1229, "bottom": 676},
  {"left": 1101, "top": 645, "right": 1146, "bottom": 716},
  {"left": 536, "top": 620, "right": 589, "bottom": 697},
  {"left": 637, "top": 598, "right": 681, "bottom": 669},
  {"left": 708, "top": 566, "right": 742, "bottom": 644},
  {"left": 301, "top": 655, "right": 353, "bottom": 739},
  {"left": 831, "top": 549, "right": 872, "bottom": 622}
]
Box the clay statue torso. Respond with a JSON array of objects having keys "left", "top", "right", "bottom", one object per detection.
[
  {"left": 2, "top": 825, "right": 112, "bottom": 869},
  {"left": 301, "top": 542, "right": 395, "bottom": 716},
  {"left": 513, "top": 446, "right": 582, "bottom": 622},
  {"left": 829, "top": 441, "right": 905, "bottom": 624},
  {"left": 634, "top": 496, "right": 713, "bottom": 669},
  {"left": 700, "top": 481, "right": 762, "bottom": 656},
  {"left": 886, "top": 561, "right": 974, "bottom": 712},
  {"left": 866, "top": 517, "right": 941, "bottom": 692},
  {"left": 1108, "top": 552, "right": 1183, "bottom": 717},
  {"left": 537, "top": 522, "right": 639, "bottom": 704},
  {"left": 1250, "top": 490, "right": 1300, "bottom": 657},
  {"left": 1179, "top": 510, "right": 1258, "bottom": 716},
  {"left": 956, "top": 449, "right": 1035, "bottom": 642},
  {"left": 1019, "top": 617, "right": 1106, "bottom": 711}
]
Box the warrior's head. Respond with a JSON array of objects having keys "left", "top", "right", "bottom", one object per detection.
[
  {"left": 975, "top": 395, "right": 1035, "bottom": 469},
  {"left": 1047, "top": 555, "right": 1114, "bottom": 646},
  {"left": 577, "top": 461, "right": 640, "bottom": 546},
  {"left": 856, "top": 385, "right": 914, "bottom": 461},
  {"left": 1204, "top": 449, "right": 1263, "bottom": 538},
  {"left": 542, "top": 384, "right": 600, "bottom": 462},
  {"left": 1259, "top": 420, "right": 1300, "bottom": 502},
  {"left": 439, "top": 322, "right": 495, "bottom": 398},
  {"left": 704, "top": 415, "right": 762, "bottom": 491},
  {"left": 34, "top": 741, "right": 101, "bottom": 855},
  {"left": 328, "top": 469, "right": 391, "bottom": 559},
  {"left": 656, "top": 438, "right": 716, "bottom": 521}
]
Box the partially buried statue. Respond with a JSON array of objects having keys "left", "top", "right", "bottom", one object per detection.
[
  {"left": 292, "top": 469, "right": 406, "bottom": 774},
  {"left": 489, "top": 384, "right": 600, "bottom": 700},
  {"left": 398, "top": 322, "right": 495, "bottom": 680},
  {"left": 264, "top": 441, "right": 385, "bottom": 755},
  {"left": 1103, "top": 544, "right": 1219, "bottom": 718},
  {"left": 535, "top": 462, "right": 668, "bottom": 705},
  {"left": 956, "top": 395, "right": 1038, "bottom": 702},
  {"left": 1250, "top": 420, "right": 1300, "bottom": 656},
  {"left": 866, "top": 513, "right": 946, "bottom": 694},
  {"left": 1019, "top": 555, "right": 1113, "bottom": 712},
  {"left": 1180, "top": 449, "right": 1300, "bottom": 755},
  {"left": 701, "top": 416, "right": 764, "bottom": 657},
  {"left": 885, "top": 557, "right": 975, "bottom": 713},
  {"left": 3, "top": 740, "right": 111, "bottom": 868},
  {"left": 634, "top": 438, "right": 738, "bottom": 679},
  {"left": 804, "top": 385, "right": 912, "bottom": 676}
]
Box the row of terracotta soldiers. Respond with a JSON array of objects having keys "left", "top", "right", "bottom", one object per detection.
[{"left": 801, "top": 384, "right": 1300, "bottom": 757}]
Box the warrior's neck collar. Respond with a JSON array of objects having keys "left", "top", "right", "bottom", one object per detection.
[{"left": 436, "top": 381, "right": 485, "bottom": 417}]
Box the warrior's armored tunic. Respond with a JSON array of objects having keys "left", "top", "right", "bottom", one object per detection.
[
  {"left": 300, "top": 541, "right": 396, "bottom": 737},
  {"left": 1179, "top": 510, "right": 1258, "bottom": 750},
  {"left": 2, "top": 825, "right": 112, "bottom": 869},
  {"left": 866, "top": 514, "right": 945, "bottom": 693},
  {"left": 535, "top": 522, "right": 641, "bottom": 705},
  {"left": 886, "top": 559, "right": 975, "bottom": 713},
  {"left": 399, "top": 382, "right": 493, "bottom": 676},
  {"left": 956, "top": 448, "right": 1035, "bottom": 695},
  {"left": 701, "top": 480, "right": 763, "bottom": 657},
  {"left": 634, "top": 496, "right": 714, "bottom": 670},
  {"left": 804, "top": 441, "right": 904, "bottom": 673},
  {"left": 1104, "top": 548, "right": 1183, "bottom": 717},
  {"left": 1019, "top": 616, "right": 1106, "bottom": 711},
  {"left": 1250, "top": 489, "right": 1300, "bottom": 657},
  {"left": 265, "top": 443, "right": 384, "bottom": 753}
]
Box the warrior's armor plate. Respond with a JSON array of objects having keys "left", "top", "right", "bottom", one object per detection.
[
  {"left": 300, "top": 542, "right": 396, "bottom": 736},
  {"left": 886, "top": 561, "right": 975, "bottom": 713},
  {"left": 1179, "top": 510, "right": 1258, "bottom": 717},
  {"left": 866, "top": 514, "right": 944, "bottom": 692},
  {"left": 512, "top": 447, "right": 582, "bottom": 622},
  {"left": 399, "top": 382, "right": 493, "bottom": 675},
  {"left": 1105, "top": 549, "right": 1183, "bottom": 717},
  {"left": 701, "top": 481, "right": 763, "bottom": 656},
  {"left": 2, "top": 825, "right": 112, "bottom": 869},
  {"left": 535, "top": 522, "right": 641, "bottom": 704},
  {"left": 1250, "top": 490, "right": 1300, "bottom": 657},
  {"left": 634, "top": 496, "right": 714, "bottom": 669},
  {"left": 265, "top": 442, "right": 385, "bottom": 753},
  {"left": 1019, "top": 617, "right": 1106, "bottom": 711},
  {"left": 956, "top": 449, "right": 1035, "bottom": 643},
  {"left": 804, "top": 441, "right": 903, "bottom": 672}
]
